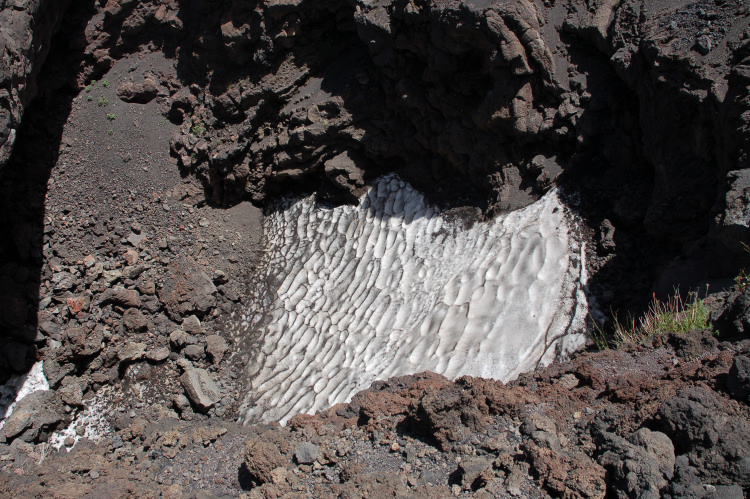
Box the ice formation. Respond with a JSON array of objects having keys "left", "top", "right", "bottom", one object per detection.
[
  {"left": 49, "top": 387, "right": 113, "bottom": 451},
  {"left": 239, "top": 175, "right": 588, "bottom": 424}
]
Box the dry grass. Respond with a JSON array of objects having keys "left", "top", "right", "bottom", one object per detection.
[
  {"left": 612, "top": 291, "right": 713, "bottom": 345},
  {"left": 590, "top": 291, "right": 714, "bottom": 349}
]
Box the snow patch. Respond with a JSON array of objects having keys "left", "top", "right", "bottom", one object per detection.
[
  {"left": 49, "top": 387, "right": 114, "bottom": 451},
  {"left": 239, "top": 175, "right": 589, "bottom": 424}
]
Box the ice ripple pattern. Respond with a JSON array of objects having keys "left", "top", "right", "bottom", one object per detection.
[{"left": 240, "top": 175, "right": 588, "bottom": 424}]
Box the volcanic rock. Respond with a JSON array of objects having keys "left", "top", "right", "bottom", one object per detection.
[
  {"left": 205, "top": 335, "right": 228, "bottom": 364},
  {"left": 294, "top": 442, "right": 319, "bottom": 465},
  {"left": 180, "top": 368, "right": 220, "bottom": 412},
  {"left": 727, "top": 355, "right": 750, "bottom": 401},
  {"left": 160, "top": 259, "right": 217, "bottom": 320},
  {"left": 99, "top": 286, "right": 141, "bottom": 308},
  {"left": 116, "top": 77, "right": 158, "bottom": 103},
  {"left": 244, "top": 439, "right": 287, "bottom": 484},
  {"left": 2, "top": 391, "right": 66, "bottom": 443}
]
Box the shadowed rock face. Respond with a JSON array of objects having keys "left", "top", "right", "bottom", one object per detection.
[
  {"left": 0, "top": 0, "right": 71, "bottom": 167},
  {"left": 3, "top": 0, "right": 750, "bottom": 292}
]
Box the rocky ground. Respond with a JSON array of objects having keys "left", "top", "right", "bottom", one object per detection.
[
  {"left": 1, "top": 328, "right": 749, "bottom": 498},
  {"left": 1, "top": 0, "right": 750, "bottom": 497}
]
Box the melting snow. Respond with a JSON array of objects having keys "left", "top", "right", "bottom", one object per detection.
[{"left": 240, "top": 175, "right": 588, "bottom": 424}]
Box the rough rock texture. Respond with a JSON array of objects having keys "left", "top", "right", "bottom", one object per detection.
[
  {"left": 15, "top": 0, "right": 745, "bottom": 304},
  {"left": 1, "top": 330, "right": 748, "bottom": 498},
  {"left": 0, "top": 0, "right": 72, "bottom": 169},
  {"left": 3, "top": 0, "right": 750, "bottom": 497},
  {"left": 1, "top": 390, "right": 66, "bottom": 443},
  {"left": 180, "top": 367, "right": 221, "bottom": 412}
]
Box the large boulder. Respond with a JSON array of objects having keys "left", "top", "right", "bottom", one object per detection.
[
  {"left": 2, "top": 390, "right": 66, "bottom": 443},
  {"left": 658, "top": 388, "right": 750, "bottom": 487},
  {"left": 727, "top": 355, "right": 750, "bottom": 402},
  {"left": 159, "top": 259, "right": 218, "bottom": 320},
  {"left": 595, "top": 427, "right": 675, "bottom": 498}
]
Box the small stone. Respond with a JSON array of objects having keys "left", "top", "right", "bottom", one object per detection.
[
  {"left": 66, "top": 296, "right": 90, "bottom": 315},
  {"left": 52, "top": 272, "right": 76, "bottom": 292},
  {"left": 118, "top": 342, "right": 147, "bottom": 362},
  {"left": 123, "top": 249, "right": 139, "bottom": 266},
  {"left": 99, "top": 286, "right": 139, "bottom": 307},
  {"left": 183, "top": 344, "right": 205, "bottom": 361},
  {"left": 205, "top": 335, "right": 228, "bottom": 364},
  {"left": 180, "top": 368, "right": 220, "bottom": 412},
  {"left": 169, "top": 330, "right": 192, "bottom": 348},
  {"left": 103, "top": 269, "right": 123, "bottom": 285},
  {"left": 137, "top": 280, "right": 156, "bottom": 295},
  {"left": 83, "top": 255, "right": 96, "bottom": 268},
  {"left": 390, "top": 442, "right": 400, "bottom": 452},
  {"left": 198, "top": 218, "right": 209, "bottom": 228},
  {"left": 173, "top": 394, "right": 191, "bottom": 412},
  {"left": 64, "top": 436, "right": 75, "bottom": 447},
  {"left": 123, "top": 308, "right": 148, "bottom": 333},
  {"left": 146, "top": 347, "right": 170, "bottom": 363},
  {"left": 112, "top": 435, "right": 124, "bottom": 449},
  {"left": 458, "top": 457, "right": 493, "bottom": 490},
  {"left": 182, "top": 315, "right": 202, "bottom": 335},
  {"left": 294, "top": 442, "right": 319, "bottom": 464},
  {"left": 127, "top": 233, "right": 147, "bottom": 248},
  {"left": 89, "top": 470, "right": 100, "bottom": 479},
  {"left": 122, "top": 265, "right": 146, "bottom": 280},
  {"left": 59, "top": 382, "right": 83, "bottom": 406},
  {"left": 695, "top": 35, "right": 712, "bottom": 55}
]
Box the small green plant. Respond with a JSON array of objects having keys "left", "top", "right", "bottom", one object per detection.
[
  {"left": 87, "top": 95, "right": 93, "bottom": 101},
  {"left": 613, "top": 291, "right": 714, "bottom": 345},
  {"left": 159, "top": 116, "right": 168, "bottom": 125},
  {"left": 107, "top": 113, "right": 117, "bottom": 121},
  {"left": 102, "top": 79, "right": 110, "bottom": 87},
  {"left": 108, "top": 129, "right": 114, "bottom": 136},
  {"left": 85, "top": 85, "right": 93, "bottom": 93},
  {"left": 587, "top": 315, "right": 610, "bottom": 350},
  {"left": 191, "top": 122, "right": 204, "bottom": 136},
  {"left": 98, "top": 95, "right": 109, "bottom": 107}
]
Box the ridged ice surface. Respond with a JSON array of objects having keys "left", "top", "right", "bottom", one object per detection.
[{"left": 239, "top": 176, "right": 587, "bottom": 424}]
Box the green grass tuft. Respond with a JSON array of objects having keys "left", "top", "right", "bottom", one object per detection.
[
  {"left": 588, "top": 291, "right": 715, "bottom": 349},
  {"left": 612, "top": 291, "right": 714, "bottom": 345}
]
